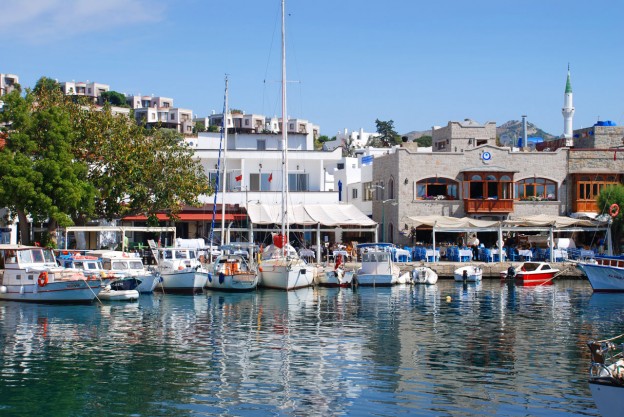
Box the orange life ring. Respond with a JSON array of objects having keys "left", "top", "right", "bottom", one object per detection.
[
  {"left": 610, "top": 203, "right": 620, "bottom": 218},
  {"left": 38, "top": 271, "right": 49, "bottom": 287}
]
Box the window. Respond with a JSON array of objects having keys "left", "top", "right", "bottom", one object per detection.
[
  {"left": 337, "top": 163, "right": 345, "bottom": 170},
  {"left": 576, "top": 175, "right": 620, "bottom": 201},
  {"left": 289, "top": 173, "right": 309, "bottom": 191},
  {"left": 250, "top": 173, "right": 272, "bottom": 191},
  {"left": 245, "top": 119, "right": 250, "bottom": 126},
  {"left": 363, "top": 182, "right": 373, "bottom": 201},
  {"left": 515, "top": 177, "right": 557, "bottom": 201},
  {"left": 388, "top": 178, "right": 394, "bottom": 199},
  {"left": 416, "top": 177, "right": 459, "bottom": 200},
  {"left": 352, "top": 188, "right": 358, "bottom": 199},
  {"left": 463, "top": 172, "right": 513, "bottom": 200},
  {"left": 170, "top": 114, "right": 175, "bottom": 120}
]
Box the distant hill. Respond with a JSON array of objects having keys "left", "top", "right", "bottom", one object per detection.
[
  {"left": 496, "top": 120, "right": 557, "bottom": 145},
  {"left": 402, "top": 121, "right": 557, "bottom": 144}
]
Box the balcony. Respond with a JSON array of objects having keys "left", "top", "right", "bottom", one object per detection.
[
  {"left": 573, "top": 200, "right": 598, "bottom": 214},
  {"left": 464, "top": 199, "right": 514, "bottom": 214}
]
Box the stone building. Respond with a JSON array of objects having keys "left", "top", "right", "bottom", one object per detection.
[{"left": 431, "top": 119, "right": 497, "bottom": 152}]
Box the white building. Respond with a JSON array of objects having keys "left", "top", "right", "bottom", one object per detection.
[
  {"left": 0, "top": 73, "right": 19, "bottom": 97},
  {"left": 127, "top": 94, "right": 193, "bottom": 134},
  {"left": 60, "top": 80, "right": 110, "bottom": 103},
  {"left": 323, "top": 128, "right": 379, "bottom": 151}
]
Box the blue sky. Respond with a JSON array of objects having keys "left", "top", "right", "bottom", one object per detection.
[{"left": 3, "top": 0, "right": 623, "bottom": 138}]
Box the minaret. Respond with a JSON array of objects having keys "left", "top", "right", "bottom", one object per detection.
[{"left": 562, "top": 65, "right": 575, "bottom": 139}]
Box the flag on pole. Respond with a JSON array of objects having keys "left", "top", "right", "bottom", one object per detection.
[
  {"left": 235, "top": 174, "right": 242, "bottom": 181},
  {"left": 268, "top": 173, "right": 273, "bottom": 182}
]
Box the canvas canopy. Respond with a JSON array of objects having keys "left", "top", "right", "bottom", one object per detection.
[
  {"left": 246, "top": 203, "right": 376, "bottom": 227},
  {"left": 405, "top": 214, "right": 607, "bottom": 230}
]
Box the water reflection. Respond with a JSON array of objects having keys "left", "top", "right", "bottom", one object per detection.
[{"left": 0, "top": 282, "right": 610, "bottom": 416}]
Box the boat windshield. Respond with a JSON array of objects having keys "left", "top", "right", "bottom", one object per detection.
[
  {"left": 522, "top": 263, "right": 542, "bottom": 272},
  {"left": 129, "top": 260, "right": 143, "bottom": 269},
  {"left": 362, "top": 252, "right": 390, "bottom": 262},
  {"left": 112, "top": 261, "right": 129, "bottom": 270}
]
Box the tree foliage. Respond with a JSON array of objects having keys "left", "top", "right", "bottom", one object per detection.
[
  {"left": 100, "top": 91, "right": 129, "bottom": 107},
  {"left": 0, "top": 77, "right": 211, "bottom": 245},
  {"left": 415, "top": 135, "right": 432, "bottom": 147},
  {"left": 367, "top": 119, "right": 401, "bottom": 147},
  {"left": 598, "top": 185, "right": 624, "bottom": 252}
]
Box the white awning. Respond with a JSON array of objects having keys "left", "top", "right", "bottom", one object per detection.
[
  {"left": 247, "top": 203, "right": 376, "bottom": 227},
  {"left": 405, "top": 214, "right": 607, "bottom": 230}
]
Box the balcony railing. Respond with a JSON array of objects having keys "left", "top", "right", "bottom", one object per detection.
[{"left": 464, "top": 199, "right": 514, "bottom": 214}]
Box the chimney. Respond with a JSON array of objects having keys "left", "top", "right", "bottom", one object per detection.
[{"left": 521, "top": 115, "right": 528, "bottom": 149}]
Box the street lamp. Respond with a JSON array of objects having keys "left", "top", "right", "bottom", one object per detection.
[{"left": 381, "top": 198, "right": 397, "bottom": 242}]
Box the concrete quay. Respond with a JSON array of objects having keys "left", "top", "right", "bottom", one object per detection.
[{"left": 339, "top": 261, "right": 586, "bottom": 280}]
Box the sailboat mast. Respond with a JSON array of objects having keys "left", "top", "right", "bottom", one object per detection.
[
  {"left": 221, "top": 76, "right": 229, "bottom": 246},
  {"left": 208, "top": 75, "right": 228, "bottom": 250},
  {"left": 281, "top": 0, "right": 288, "bottom": 254}
]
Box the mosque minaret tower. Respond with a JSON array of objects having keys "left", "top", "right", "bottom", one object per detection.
[{"left": 562, "top": 65, "right": 575, "bottom": 140}]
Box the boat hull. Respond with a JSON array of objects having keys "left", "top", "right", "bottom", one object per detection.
[
  {"left": 589, "top": 380, "right": 624, "bottom": 417},
  {"left": 99, "top": 289, "right": 139, "bottom": 301},
  {"left": 514, "top": 272, "right": 556, "bottom": 286},
  {"left": 356, "top": 272, "right": 408, "bottom": 286},
  {"left": 453, "top": 266, "right": 482, "bottom": 282},
  {"left": 577, "top": 262, "right": 624, "bottom": 292},
  {"left": 259, "top": 260, "right": 314, "bottom": 290},
  {"left": 205, "top": 272, "right": 259, "bottom": 292},
  {"left": 159, "top": 271, "right": 208, "bottom": 293},
  {"left": 412, "top": 267, "right": 438, "bottom": 285},
  {"left": 136, "top": 273, "right": 162, "bottom": 293},
  {"left": 0, "top": 280, "right": 102, "bottom": 303},
  {"left": 317, "top": 269, "right": 354, "bottom": 288}
]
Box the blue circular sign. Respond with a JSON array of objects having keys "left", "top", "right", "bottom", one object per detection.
[{"left": 482, "top": 151, "right": 492, "bottom": 161}]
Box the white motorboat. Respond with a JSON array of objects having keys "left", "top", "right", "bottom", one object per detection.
[
  {"left": 152, "top": 247, "right": 208, "bottom": 293},
  {"left": 576, "top": 255, "right": 624, "bottom": 292},
  {"left": 453, "top": 265, "right": 483, "bottom": 282},
  {"left": 98, "top": 279, "right": 140, "bottom": 302},
  {"left": 355, "top": 243, "right": 404, "bottom": 286},
  {"left": 587, "top": 336, "right": 624, "bottom": 417},
  {"left": 316, "top": 253, "right": 354, "bottom": 288},
  {"left": 206, "top": 245, "right": 259, "bottom": 292},
  {"left": 85, "top": 250, "right": 161, "bottom": 293},
  {"left": 412, "top": 266, "right": 438, "bottom": 284},
  {"left": 0, "top": 245, "right": 102, "bottom": 303}
]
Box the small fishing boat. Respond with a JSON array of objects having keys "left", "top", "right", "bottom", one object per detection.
[
  {"left": 587, "top": 336, "right": 624, "bottom": 417},
  {"left": 316, "top": 253, "right": 354, "bottom": 288},
  {"left": 576, "top": 255, "right": 624, "bottom": 292},
  {"left": 152, "top": 246, "right": 208, "bottom": 293},
  {"left": 206, "top": 245, "right": 259, "bottom": 292},
  {"left": 501, "top": 261, "right": 559, "bottom": 286},
  {"left": 355, "top": 243, "right": 405, "bottom": 286},
  {"left": 412, "top": 266, "right": 438, "bottom": 284},
  {"left": 453, "top": 265, "right": 482, "bottom": 282},
  {"left": 98, "top": 277, "right": 140, "bottom": 302},
  {"left": 86, "top": 250, "right": 161, "bottom": 293},
  {"left": 0, "top": 245, "right": 102, "bottom": 303}
]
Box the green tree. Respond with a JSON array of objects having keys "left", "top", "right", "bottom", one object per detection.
[
  {"left": 100, "top": 91, "right": 129, "bottom": 107},
  {"left": 367, "top": 119, "right": 401, "bottom": 147},
  {"left": 598, "top": 185, "right": 624, "bottom": 253},
  {"left": 0, "top": 83, "right": 95, "bottom": 246},
  {"left": 415, "top": 135, "right": 432, "bottom": 147},
  {"left": 207, "top": 125, "right": 219, "bottom": 133},
  {"left": 314, "top": 135, "right": 332, "bottom": 150}
]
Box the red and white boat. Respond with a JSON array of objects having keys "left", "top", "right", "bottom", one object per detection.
[
  {"left": 501, "top": 261, "right": 560, "bottom": 286},
  {"left": 316, "top": 253, "right": 354, "bottom": 288}
]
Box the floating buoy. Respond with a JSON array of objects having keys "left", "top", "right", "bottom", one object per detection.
[{"left": 446, "top": 295, "right": 452, "bottom": 302}]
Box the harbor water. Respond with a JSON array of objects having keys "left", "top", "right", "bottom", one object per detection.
[{"left": 0, "top": 280, "right": 619, "bottom": 416}]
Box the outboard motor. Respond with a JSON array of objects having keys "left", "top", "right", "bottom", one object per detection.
[{"left": 507, "top": 266, "right": 516, "bottom": 279}]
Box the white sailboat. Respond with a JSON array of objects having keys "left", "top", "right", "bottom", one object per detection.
[
  {"left": 205, "top": 76, "right": 259, "bottom": 292},
  {"left": 259, "top": 0, "right": 315, "bottom": 290}
]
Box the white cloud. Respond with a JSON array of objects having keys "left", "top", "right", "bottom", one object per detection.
[{"left": 1, "top": 0, "right": 166, "bottom": 43}]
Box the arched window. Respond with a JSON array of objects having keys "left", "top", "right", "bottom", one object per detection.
[
  {"left": 388, "top": 178, "right": 395, "bottom": 200},
  {"left": 463, "top": 173, "right": 513, "bottom": 200},
  {"left": 514, "top": 178, "right": 557, "bottom": 201},
  {"left": 416, "top": 177, "right": 459, "bottom": 200},
  {"left": 515, "top": 177, "right": 557, "bottom": 201}
]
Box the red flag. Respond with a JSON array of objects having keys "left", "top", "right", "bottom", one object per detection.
[
  {"left": 235, "top": 174, "right": 242, "bottom": 181},
  {"left": 268, "top": 173, "right": 273, "bottom": 182}
]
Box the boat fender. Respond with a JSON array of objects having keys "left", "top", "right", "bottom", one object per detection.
[
  {"left": 0, "top": 285, "right": 6, "bottom": 294},
  {"left": 208, "top": 273, "right": 212, "bottom": 283},
  {"left": 178, "top": 266, "right": 184, "bottom": 271},
  {"left": 38, "top": 271, "right": 49, "bottom": 287},
  {"left": 219, "top": 272, "right": 225, "bottom": 284}
]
